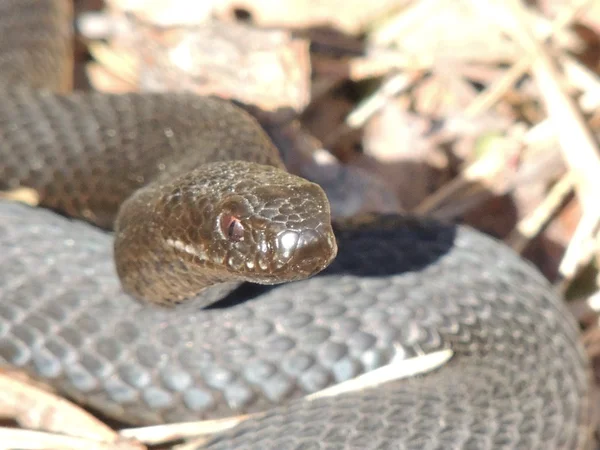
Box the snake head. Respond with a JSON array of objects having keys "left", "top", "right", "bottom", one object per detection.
[
  {"left": 214, "top": 179, "right": 338, "bottom": 284},
  {"left": 207, "top": 162, "right": 338, "bottom": 284},
  {"left": 114, "top": 161, "right": 337, "bottom": 305}
]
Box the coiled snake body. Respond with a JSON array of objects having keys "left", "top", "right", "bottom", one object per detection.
[{"left": 0, "top": 1, "right": 593, "bottom": 448}]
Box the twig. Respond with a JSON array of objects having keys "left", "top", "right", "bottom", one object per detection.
[
  {"left": 323, "top": 71, "right": 422, "bottom": 148},
  {"left": 499, "top": 0, "right": 600, "bottom": 212},
  {"left": 558, "top": 208, "right": 600, "bottom": 289},
  {"left": 523, "top": 54, "right": 600, "bottom": 147},
  {"left": 561, "top": 54, "right": 600, "bottom": 110},
  {"left": 464, "top": 58, "right": 531, "bottom": 117},
  {"left": 464, "top": 0, "right": 593, "bottom": 118},
  {"left": 345, "top": 72, "right": 420, "bottom": 128},
  {"left": 506, "top": 172, "right": 575, "bottom": 253},
  {"left": 370, "top": 0, "right": 444, "bottom": 46}
]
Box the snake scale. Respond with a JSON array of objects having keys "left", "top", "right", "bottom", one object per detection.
[{"left": 0, "top": 0, "right": 594, "bottom": 448}]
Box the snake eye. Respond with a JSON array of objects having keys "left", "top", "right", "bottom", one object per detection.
[{"left": 220, "top": 214, "right": 244, "bottom": 242}]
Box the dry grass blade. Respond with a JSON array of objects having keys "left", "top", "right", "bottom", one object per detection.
[
  {"left": 465, "top": 0, "right": 593, "bottom": 118},
  {"left": 119, "top": 416, "right": 249, "bottom": 445},
  {"left": 0, "top": 428, "right": 143, "bottom": 450},
  {"left": 506, "top": 173, "right": 575, "bottom": 253},
  {"left": 0, "top": 187, "right": 39, "bottom": 206},
  {"left": 561, "top": 55, "right": 600, "bottom": 110},
  {"left": 87, "top": 42, "right": 139, "bottom": 87},
  {"left": 370, "top": 0, "right": 444, "bottom": 46},
  {"left": 494, "top": 0, "right": 600, "bottom": 290},
  {"left": 305, "top": 350, "right": 453, "bottom": 400},
  {"left": 0, "top": 373, "right": 118, "bottom": 443},
  {"left": 345, "top": 72, "right": 422, "bottom": 129},
  {"left": 497, "top": 0, "right": 600, "bottom": 210},
  {"left": 558, "top": 208, "right": 600, "bottom": 288}
]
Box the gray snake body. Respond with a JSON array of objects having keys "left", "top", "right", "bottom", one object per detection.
[{"left": 0, "top": 1, "right": 593, "bottom": 448}]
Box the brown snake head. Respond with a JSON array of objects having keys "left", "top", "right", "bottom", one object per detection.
[{"left": 114, "top": 161, "right": 337, "bottom": 306}]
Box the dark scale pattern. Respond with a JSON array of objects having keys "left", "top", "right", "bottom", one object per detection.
[
  {"left": 0, "top": 204, "right": 593, "bottom": 448},
  {"left": 0, "top": 0, "right": 71, "bottom": 92},
  {"left": 0, "top": 90, "right": 284, "bottom": 229}
]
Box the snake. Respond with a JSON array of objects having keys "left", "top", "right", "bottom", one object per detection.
[{"left": 0, "top": 0, "right": 594, "bottom": 449}]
